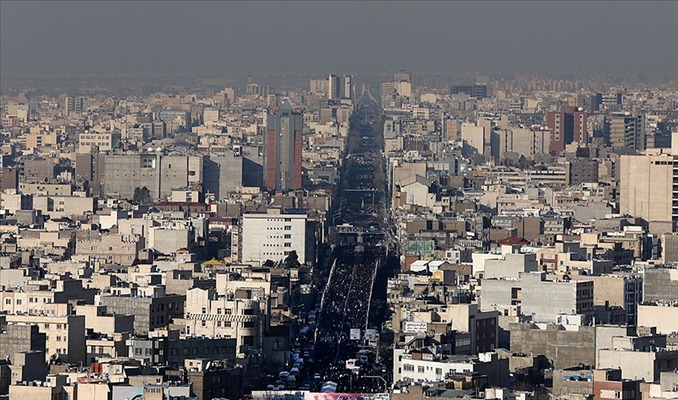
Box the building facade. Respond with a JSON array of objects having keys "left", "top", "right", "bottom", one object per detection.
[{"left": 263, "top": 101, "right": 303, "bottom": 191}]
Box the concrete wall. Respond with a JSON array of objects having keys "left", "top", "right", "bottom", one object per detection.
[
  {"left": 643, "top": 268, "right": 678, "bottom": 302},
  {"left": 484, "top": 253, "right": 538, "bottom": 279},
  {"left": 99, "top": 295, "right": 185, "bottom": 335},
  {"left": 596, "top": 349, "right": 678, "bottom": 383},
  {"left": 203, "top": 154, "right": 243, "bottom": 200},
  {"left": 0, "top": 325, "right": 45, "bottom": 360},
  {"left": 481, "top": 272, "right": 593, "bottom": 324},
  {"left": 638, "top": 305, "right": 678, "bottom": 334},
  {"left": 509, "top": 323, "right": 596, "bottom": 369},
  {"left": 5, "top": 314, "right": 85, "bottom": 365},
  {"left": 99, "top": 154, "right": 203, "bottom": 200}
]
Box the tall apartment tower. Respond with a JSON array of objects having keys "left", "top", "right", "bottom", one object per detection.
[
  {"left": 328, "top": 74, "right": 341, "bottom": 100},
  {"left": 264, "top": 100, "right": 303, "bottom": 191},
  {"left": 64, "top": 96, "right": 85, "bottom": 114},
  {"left": 608, "top": 112, "right": 646, "bottom": 152},
  {"left": 619, "top": 133, "right": 678, "bottom": 233},
  {"left": 64, "top": 97, "right": 74, "bottom": 113},
  {"left": 545, "top": 106, "right": 588, "bottom": 155},
  {"left": 341, "top": 75, "right": 353, "bottom": 99}
]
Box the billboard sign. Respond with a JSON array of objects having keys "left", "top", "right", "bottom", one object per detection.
[
  {"left": 305, "top": 393, "right": 364, "bottom": 400},
  {"left": 403, "top": 321, "right": 427, "bottom": 333}
]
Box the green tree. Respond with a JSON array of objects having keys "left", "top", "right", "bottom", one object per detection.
[
  {"left": 133, "top": 186, "right": 152, "bottom": 204},
  {"left": 262, "top": 259, "right": 275, "bottom": 267},
  {"left": 283, "top": 250, "right": 301, "bottom": 269}
]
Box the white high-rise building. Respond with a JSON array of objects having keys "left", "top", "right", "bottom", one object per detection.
[
  {"left": 239, "top": 212, "right": 315, "bottom": 265},
  {"left": 342, "top": 74, "right": 353, "bottom": 99},
  {"left": 328, "top": 74, "right": 341, "bottom": 100}
]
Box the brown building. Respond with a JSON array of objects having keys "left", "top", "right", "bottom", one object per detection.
[
  {"left": 546, "top": 106, "right": 588, "bottom": 155},
  {"left": 186, "top": 360, "right": 244, "bottom": 400},
  {"left": 593, "top": 369, "right": 641, "bottom": 400},
  {"left": 568, "top": 158, "right": 600, "bottom": 186},
  {"left": 0, "top": 167, "right": 18, "bottom": 191},
  {"left": 264, "top": 100, "right": 303, "bottom": 191}
]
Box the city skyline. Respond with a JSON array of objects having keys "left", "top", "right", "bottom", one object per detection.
[{"left": 1, "top": 2, "right": 678, "bottom": 399}]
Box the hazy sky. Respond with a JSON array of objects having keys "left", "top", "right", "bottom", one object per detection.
[{"left": 1, "top": 1, "right": 677, "bottom": 75}]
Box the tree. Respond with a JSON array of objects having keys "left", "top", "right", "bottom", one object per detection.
[
  {"left": 283, "top": 250, "right": 301, "bottom": 269},
  {"left": 133, "top": 186, "right": 152, "bottom": 205},
  {"left": 262, "top": 259, "right": 275, "bottom": 268}
]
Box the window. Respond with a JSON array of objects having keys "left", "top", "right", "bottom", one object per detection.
[
  {"left": 284, "top": 234, "right": 292, "bottom": 239},
  {"left": 16, "top": 299, "right": 21, "bottom": 305},
  {"left": 217, "top": 308, "right": 222, "bottom": 315},
  {"left": 4, "top": 299, "right": 10, "bottom": 305},
  {"left": 284, "top": 243, "right": 291, "bottom": 247},
  {"left": 403, "top": 364, "right": 414, "bottom": 372},
  {"left": 225, "top": 309, "right": 232, "bottom": 315},
  {"left": 418, "top": 366, "right": 425, "bottom": 373},
  {"left": 284, "top": 226, "right": 292, "bottom": 231}
]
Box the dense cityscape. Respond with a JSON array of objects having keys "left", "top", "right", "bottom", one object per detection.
[{"left": 1, "top": 2, "right": 678, "bottom": 400}]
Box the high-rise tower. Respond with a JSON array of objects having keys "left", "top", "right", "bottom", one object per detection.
[
  {"left": 342, "top": 75, "right": 353, "bottom": 99},
  {"left": 545, "top": 106, "right": 588, "bottom": 155},
  {"left": 608, "top": 112, "right": 646, "bottom": 152},
  {"left": 264, "top": 100, "right": 303, "bottom": 191},
  {"left": 328, "top": 74, "right": 341, "bottom": 100}
]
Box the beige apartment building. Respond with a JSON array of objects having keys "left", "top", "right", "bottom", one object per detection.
[
  {"left": 637, "top": 304, "right": 678, "bottom": 335},
  {"left": 620, "top": 140, "right": 678, "bottom": 232},
  {"left": 5, "top": 313, "right": 86, "bottom": 365},
  {"left": 78, "top": 131, "right": 121, "bottom": 152},
  {"left": 178, "top": 287, "right": 263, "bottom": 356}
]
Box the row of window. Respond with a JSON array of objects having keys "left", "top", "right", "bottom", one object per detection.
[
  {"left": 266, "top": 226, "right": 293, "bottom": 231},
  {"left": 90, "top": 346, "right": 109, "bottom": 354},
  {"left": 267, "top": 234, "right": 293, "bottom": 239},
  {"left": 133, "top": 346, "right": 235, "bottom": 357},
  {"left": 5, "top": 297, "right": 55, "bottom": 305},
  {"left": 402, "top": 364, "right": 471, "bottom": 374}
]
